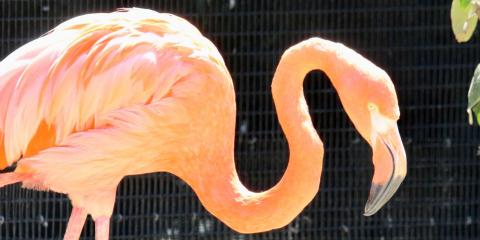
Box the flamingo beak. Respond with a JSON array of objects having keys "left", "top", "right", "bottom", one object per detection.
[{"left": 363, "top": 111, "right": 407, "bottom": 216}]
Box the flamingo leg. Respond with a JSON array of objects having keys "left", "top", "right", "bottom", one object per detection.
[
  {"left": 64, "top": 206, "right": 87, "bottom": 240},
  {"left": 94, "top": 216, "right": 111, "bottom": 240},
  {"left": 93, "top": 190, "right": 117, "bottom": 240}
]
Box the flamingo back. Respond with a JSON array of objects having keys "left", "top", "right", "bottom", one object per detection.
[{"left": 0, "top": 8, "right": 225, "bottom": 170}]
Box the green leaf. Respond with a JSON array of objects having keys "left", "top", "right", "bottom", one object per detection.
[
  {"left": 461, "top": 0, "right": 472, "bottom": 8},
  {"left": 467, "top": 64, "right": 480, "bottom": 125},
  {"left": 451, "top": 0, "right": 478, "bottom": 42}
]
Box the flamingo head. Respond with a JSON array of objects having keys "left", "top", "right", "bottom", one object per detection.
[{"left": 333, "top": 57, "right": 407, "bottom": 216}]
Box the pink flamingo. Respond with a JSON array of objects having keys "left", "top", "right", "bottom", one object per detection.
[{"left": 0, "top": 8, "right": 406, "bottom": 240}]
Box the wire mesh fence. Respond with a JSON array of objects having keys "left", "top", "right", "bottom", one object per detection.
[{"left": 0, "top": 0, "right": 479, "bottom": 239}]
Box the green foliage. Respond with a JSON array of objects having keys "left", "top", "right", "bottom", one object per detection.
[
  {"left": 461, "top": 0, "right": 472, "bottom": 8},
  {"left": 451, "top": 0, "right": 478, "bottom": 42},
  {"left": 467, "top": 64, "right": 480, "bottom": 125},
  {"left": 450, "top": 1, "right": 480, "bottom": 125}
]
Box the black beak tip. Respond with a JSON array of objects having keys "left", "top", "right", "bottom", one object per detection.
[
  {"left": 363, "top": 211, "right": 374, "bottom": 217},
  {"left": 363, "top": 139, "right": 398, "bottom": 216},
  {"left": 363, "top": 183, "right": 382, "bottom": 216}
]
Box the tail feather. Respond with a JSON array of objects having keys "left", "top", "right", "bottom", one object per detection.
[{"left": 0, "top": 172, "right": 26, "bottom": 187}]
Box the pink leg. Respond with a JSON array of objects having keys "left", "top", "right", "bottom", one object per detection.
[
  {"left": 94, "top": 216, "right": 111, "bottom": 240},
  {"left": 64, "top": 207, "right": 87, "bottom": 240},
  {"left": 89, "top": 188, "right": 117, "bottom": 240}
]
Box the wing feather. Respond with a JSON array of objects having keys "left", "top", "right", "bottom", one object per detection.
[{"left": 0, "top": 8, "right": 207, "bottom": 168}]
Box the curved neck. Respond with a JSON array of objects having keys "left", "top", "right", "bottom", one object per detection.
[{"left": 188, "top": 38, "right": 345, "bottom": 233}]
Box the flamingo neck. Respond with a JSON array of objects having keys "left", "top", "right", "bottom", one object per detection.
[{"left": 189, "top": 38, "right": 345, "bottom": 233}]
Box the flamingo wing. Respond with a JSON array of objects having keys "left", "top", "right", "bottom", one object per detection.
[{"left": 0, "top": 8, "right": 213, "bottom": 169}]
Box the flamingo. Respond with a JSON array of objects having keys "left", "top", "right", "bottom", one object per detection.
[{"left": 0, "top": 8, "right": 407, "bottom": 240}]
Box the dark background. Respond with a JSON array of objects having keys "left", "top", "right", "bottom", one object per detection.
[{"left": 1, "top": 0, "right": 479, "bottom": 239}]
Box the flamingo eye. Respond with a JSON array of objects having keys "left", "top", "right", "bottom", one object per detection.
[{"left": 368, "top": 103, "right": 378, "bottom": 112}]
